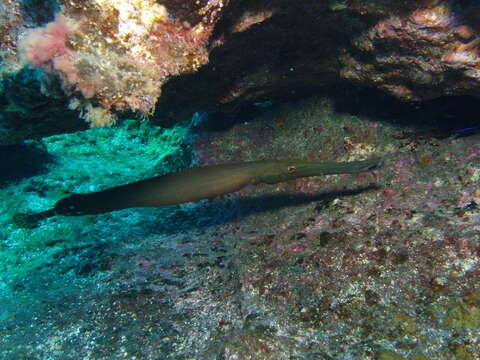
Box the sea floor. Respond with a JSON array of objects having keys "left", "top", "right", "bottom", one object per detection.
[{"left": 0, "top": 96, "right": 479, "bottom": 359}]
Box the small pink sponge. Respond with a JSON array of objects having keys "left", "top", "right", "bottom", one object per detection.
[{"left": 20, "top": 15, "right": 70, "bottom": 67}]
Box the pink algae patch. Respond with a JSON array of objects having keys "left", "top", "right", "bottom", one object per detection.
[
  {"left": 20, "top": 15, "right": 70, "bottom": 67},
  {"left": 19, "top": 15, "right": 102, "bottom": 100}
]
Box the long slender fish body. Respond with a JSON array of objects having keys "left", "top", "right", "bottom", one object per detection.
[
  {"left": 13, "top": 157, "right": 381, "bottom": 226},
  {"left": 55, "top": 162, "right": 260, "bottom": 215}
]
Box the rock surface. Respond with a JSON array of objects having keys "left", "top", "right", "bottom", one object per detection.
[
  {"left": 0, "top": 96, "right": 479, "bottom": 359},
  {"left": 1, "top": 0, "right": 480, "bottom": 139},
  {"left": 0, "top": 2, "right": 479, "bottom": 357}
]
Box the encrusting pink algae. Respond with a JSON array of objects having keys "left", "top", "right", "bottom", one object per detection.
[{"left": 17, "top": 0, "right": 216, "bottom": 126}]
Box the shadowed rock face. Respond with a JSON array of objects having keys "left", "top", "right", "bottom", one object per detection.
[
  {"left": 2, "top": 0, "right": 480, "bottom": 137},
  {"left": 156, "top": 0, "right": 385, "bottom": 125},
  {"left": 0, "top": 66, "right": 86, "bottom": 145},
  {"left": 21, "top": 0, "right": 58, "bottom": 25},
  {"left": 155, "top": 0, "right": 480, "bottom": 125}
]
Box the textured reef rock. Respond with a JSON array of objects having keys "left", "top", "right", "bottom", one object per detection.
[
  {"left": 3, "top": 0, "right": 221, "bottom": 129},
  {"left": 2, "top": 0, "right": 480, "bottom": 137},
  {"left": 341, "top": 2, "right": 480, "bottom": 101},
  {"left": 0, "top": 0, "right": 223, "bottom": 142},
  {"left": 1, "top": 97, "right": 479, "bottom": 359},
  {"left": 17, "top": 1, "right": 214, "bottom": 119},
  {"left": 0, "top": 65, "right": 86, "bottom": 144},
  {"left": 156, "top": 0, "right": 480, "bottom": 124},
  {"left": 1, "top": 1, "right": 479, "bottom": 359}
]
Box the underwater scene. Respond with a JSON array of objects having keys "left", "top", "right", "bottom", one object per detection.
[{"left": 0, "top": 1, "right": 479, "bottom": 359}]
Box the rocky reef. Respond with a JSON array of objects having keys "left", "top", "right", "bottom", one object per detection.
[
  {"left": 1, "top": 96, "right": 479, "bottom": 359},
  {"left": 0, "top": 1, "right": 479, "bottom": 359},
  {"left": 2, "top": 0, "right": 480, "bottom": 137}
]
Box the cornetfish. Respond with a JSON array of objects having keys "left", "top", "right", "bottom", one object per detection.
[{"left": 13, "top": 157, "right": 381, "bottom": 227}]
